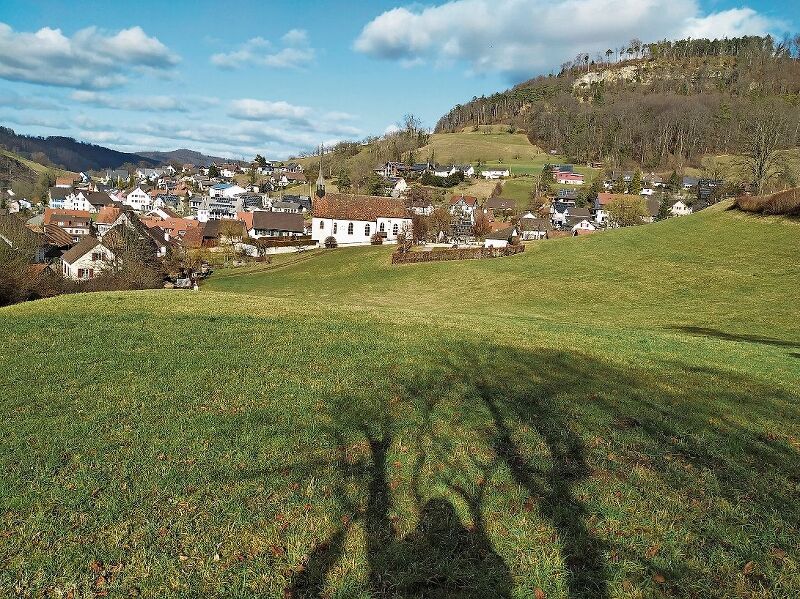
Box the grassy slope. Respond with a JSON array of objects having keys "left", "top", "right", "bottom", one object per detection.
[
  {"left": 0, "top": 149, "right": 78, "bottom": 179},
  {"left": 2, "top": 205, "right": 799, "bottom": 597}
]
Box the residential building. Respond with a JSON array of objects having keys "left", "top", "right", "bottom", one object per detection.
[
  {"left": 481, "top": 167, "right": 511, "bottom": 180},
  {"left": 60, "top": 236, "right": 115, "bottom": 280}
]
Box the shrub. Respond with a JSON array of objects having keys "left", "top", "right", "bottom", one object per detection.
[
  {"left": 324, "top": 236, "right": 338, "bottom": 249},
  {"left": 735, "top": 188, "right": 800, "bottom": 216},
  {"left": 370, "top": 233, "right": 383, "bottom": 245}
]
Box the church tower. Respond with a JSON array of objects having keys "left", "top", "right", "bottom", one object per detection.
[{"left": 315, "top": 144, "right": 326, "bottom": 199}]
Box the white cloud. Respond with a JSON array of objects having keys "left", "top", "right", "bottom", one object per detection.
[
  {"left": 0, "top": 23, "right": 179, "bottom": 89},
  {"left": 0, "top": 88, "right": 61, "bottom": 110},
  {"left": 682, "top": 7, "right": 779, "bottom": 39},
  {"left": 384, "top": 123, "right": 401, "bottom": 135},
  {"left": 70, "top": 91, "right": 218, "bottom": 113},
  {"left": 228, "top": 98, "right": 312, "bottom": 123},
  {"left": 211, "top": 29, "right": 315, "bottom": 69},
  {"left": 354, "top": 0, "right": 781, "bottom": 80}
]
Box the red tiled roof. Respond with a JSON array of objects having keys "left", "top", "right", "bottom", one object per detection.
[
  {"left": 44, "top": 208, "right": 91, "bottom": 226},
  {"left": 596, "top": 193, "right": 628, "bottom": 206},
  {"left": 313, "top": 194, "right": 408, "bottom": 221},
  {"left": 96, "top": 206, "right": 121, "bottom": 225}
]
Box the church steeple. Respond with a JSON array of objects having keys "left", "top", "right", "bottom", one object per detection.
[{"left": 315, "top": 143, "right": 326, "bottom": 198}]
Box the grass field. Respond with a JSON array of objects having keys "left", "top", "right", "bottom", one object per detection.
[
  {"left": 2, "top": 204, "right": 799, "bottom": 597},
  {"left": 1, "top": 149, "right": 78, "bottom": 179}
]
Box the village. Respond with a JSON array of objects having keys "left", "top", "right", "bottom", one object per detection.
[{"left": 0, "top": 151, "right": 723, "bottom": 298}]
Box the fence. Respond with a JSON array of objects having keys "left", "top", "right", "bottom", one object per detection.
[{"left": 391, "top": 244, "right": 525, "bottom": 264}]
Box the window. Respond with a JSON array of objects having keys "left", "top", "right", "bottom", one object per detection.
[
  {"left": 77, "top": 269, "right": 85, "bottom": 279},
  {"left": 319, "top": 220, "right": 325, "bottom": 229},
  {"left": 347, "top": 222, "right": 354, "bottom": 235},
  {"left": 365, "top": 224, "right": 371, "bottom": 235},
  {"left": 333, "top": 222, "right": 337, "bottom": 234},
  {"left": 91, "top": 252, "right": 101, "bottom": 261},
  {"left": 392, "top": 224, "right": 399, "bottom": 235},
  {"left": 379, "top": 222, "right": 385, "bottom": 232},
  {"left": 88, "top": 269, "right": 94, "bottom": 279}
]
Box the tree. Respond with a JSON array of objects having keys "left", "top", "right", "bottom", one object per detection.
[
  {"left": 629, "top": 170, "right": 643, "bottom": 195},
  {"left": 737, "top": 100, "right": 794, "bottom": 194},
  {"left": 429, "top": 207, "right": 452, "bottom": 239},
  {"left": 472, "top": 210, "right": 492, "bottom": 238},
  {"left": 607, "top": 195, "right": 648, "bottom": 226},
  {"left": 254, "top": 154, "right": 267, "bottom": 168},
  {"left": 667, "top": 170, "right": 681, "bottom": 193},
  {"left": 540, "top": 164, "right": 555, "bottom": 185},
  {"left": 605, "top": 49, "right": 613, "bottom": 63},
  {"left": 208, "top": 164, "right": 220, "bottom": 178},
  {"left": 411, "top": 213, "right": 429, "bottom": 243},
  {"left": 611, "top": 176, "right": 626, "bottom": 194},
  {"left": 246, "top": 166, "right": 258, "bottom": 187},
  {"left": 336, "top": 169, "right": 351, "bottom": 192},
  {"left": 490, "top": 182, "right": 503, "bottom": 197}
]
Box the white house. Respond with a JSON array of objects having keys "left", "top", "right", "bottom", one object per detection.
[
  {"left": 60, "top": 236, "right": 115, "bottom": 280},
  {"left": 209, "top": 183, "right": 246, "bottom": 198},
  {"left": 449, "top": 195, "right": 478, "bottom": 222},
  {"left": 484, "top": 226, "right": 518, "bottom": 248},
  {"left": 391, "top": 178, "right": 408, "bottom": 198},
  {"left": 670, "top": 200, "right": 693, "bottom": 217},
  {"left": 312, "top": 194, "right": 411, "bottom": 246},
  {"left": 433, "top": 165, "right": 451, "bottom": 178},
  {"left": 451, "top": 165, "right": 475, "bottom": 178},
  {"left": 570, "top": 219, "right": 598, "bottom": 234},
  {"left": 122, "top": 187, "right": 152, "bottom": 212},
  {"left": 481, "top": 167, "right": 511, "bottom": 180},
  {"left": 556, "top": 172, "right": 585, "bottom": 185}
]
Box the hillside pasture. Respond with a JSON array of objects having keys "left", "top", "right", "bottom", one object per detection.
[{"left": 1, "top": 205, "right": 799, "bottom": 597}]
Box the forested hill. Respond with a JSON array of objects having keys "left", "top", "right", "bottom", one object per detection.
[
  {"left": 0, "top": 127, "right": 158, "bottom": 172},
  {"left": 435, "top": 35, "right": 800, "bottom": 171}
]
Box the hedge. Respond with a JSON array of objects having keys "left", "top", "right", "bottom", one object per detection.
[{"left": 391, "top": 244, "right": 525, "bottom": 264}]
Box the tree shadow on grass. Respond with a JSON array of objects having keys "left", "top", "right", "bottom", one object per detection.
[
  {"left": 280, "top": 340, "right": 799, "bottom": 598},
  {"left": 671, "top": 325, "right": 800, "bottom": 349}
]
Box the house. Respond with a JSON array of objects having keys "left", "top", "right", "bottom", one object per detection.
[
  {"left": 283, "top": 194, "right": 312, "bottom": 212},
  {"left": 140, "top": 216, "right": 202, "bottom": 241},
  {"left": 569, "top": 219, "right": 598, "bottom": 234},
  {"left": 95, "top": 206, "right": 122, "bottom": 236},
  {"left": 0, "top": 215, "right": 47, "bottom": 263},
  {"left": 245, "top": 211, "right": 304, "bottom": 239},
  {"left": 43, "top": 209, "right": 91, "bottom": 242},
  {"left": 200, "top": 219, "right": 246, "bottom": 247},
  {"left": 519, "top": 215, "right": 552, "bottom": 240},
  {"left": 391, "top": 178, "right": 408, "bottom": 198},
  {"left": 104, "top": 169, "right": 129, "bottom": 186},
  {"left": 84, "top": 192, "right": 117, "bottom": 211},
  {"left": 407, "top": 197, "right": 434, "bottom": 216},
  {"left": 271, "top": 200, "right": 301, "bottom": 213},
  {"left": 122, "top": 187, "right": 153, "bottom": 212},
  {"left": 48, "top": 186, "right": 73, "bottom": 210},
  {"left": 557, "top": 188, "right": 579, "bottom": 201},
  {"left": 55, "top": 176, "right": 78, "bottom": 188},
  {"left": 556, "top": 172, "right": 585, "bottom": 185},
  {"left": 670, "top": 200, "right": 692, "bottom": 217},
  {"left": 450, "top": 165, "right": 475, "bottom": 178},
  {"left": 481, "top": 167, "right": 510, "bottom": 180},
  {"left": 644, "top": 197, "right": 661, "bottom": 223},
  {"left": 312, "top": 194, "right": 411, "bottom": 246},
  {"left": 682, "top": 176, "right": 700, "bottom": 189},
  {"left": 483, "top": 226, "right": 518, "bottom": 248},
  {"left": 484, "top": 197, "right": 516, "bottom": 215},
  {"left": 553, "top": 206, "right": 591, "bottom": 229},
  {"left": 449, "top": 195, "right": 479, "bottom": 221},
  {"left": 209, "top": 183, "right": 246, "bottom": 199},
  {"left": 60, "top": 236, "right": 115, "bottom": 280},
  {"left": 136, "top": 168, "right": 165, "bottom": 181},
  {"left": 279, "top": 172, "right": 307, "bottom": 187},
  {"left": 433, "top": 165, "right": 451, "bottom": 178}
]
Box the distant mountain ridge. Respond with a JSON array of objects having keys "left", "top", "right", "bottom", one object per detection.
[
  {"left": 136, "top": 149, "right": 239, "bottom": 166},
  {"left": 0, "top": 127, "right": 158, "bottom": 172}
]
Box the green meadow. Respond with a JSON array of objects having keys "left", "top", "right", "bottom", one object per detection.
[{"left": 1, "top": 204, "right": 799, "bottom": 597}]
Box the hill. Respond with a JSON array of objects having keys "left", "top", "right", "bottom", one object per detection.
[
  {"left": 435, "top": 35, "right": 800, "bottom": 179},
  {"left": 136, "top": 148, "right": 237, "bottom": 166},
  {"left": 2, "top": 205, "right": 799, "bottom": 596},
  {"left": 0, "top": 126, "right": 158, "bottom": 172},
  {"left": 0, "top": 149, "right": 78, "bottom": 201}
]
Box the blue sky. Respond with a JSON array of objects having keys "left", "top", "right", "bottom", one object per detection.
[{"left": 0, "top": 0, "right": 796, "bottom": 160}]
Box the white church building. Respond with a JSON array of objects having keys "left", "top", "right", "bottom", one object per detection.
[{"left": 312, "top": 193, "right": 411, "bottom": 246}]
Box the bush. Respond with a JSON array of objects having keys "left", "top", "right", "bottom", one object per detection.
[
  {"left": 370, "top": 233, "right": 383, "bottom": 245},
  {"left": 324, "top": 236, "right": 338, "bottom": 249},
  {"left": 735, "top": 188, "right": 800, "bottom": 216}
]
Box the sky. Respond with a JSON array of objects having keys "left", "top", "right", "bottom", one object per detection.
[{"left": 0, "top": 0, "right": 796, "bottom": 160}]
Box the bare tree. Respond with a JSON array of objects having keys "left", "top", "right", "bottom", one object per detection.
[{"left": 737, "top": 101, "right": 795, "bottom": 194}]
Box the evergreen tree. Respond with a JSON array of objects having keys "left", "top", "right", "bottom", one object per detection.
[
  {"left": 667, "top": 170, "right": 681, "bottom": 193},
  {"left": 629, "top": 170, "right": 643, "bottom": 195}
]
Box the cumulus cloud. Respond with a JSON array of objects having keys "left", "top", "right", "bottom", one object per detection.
[
  {"left": 211, "top": 29, "right": 315, "bottom": 69},
  {"left": 354, "top": 0, "right": 781, "bottom": 80},
  {"left": 0, "top": 23, "right": 179, "bottom": 89},
  {"left": 227, "top": 98, "right": 362, "bottom": 137}
]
